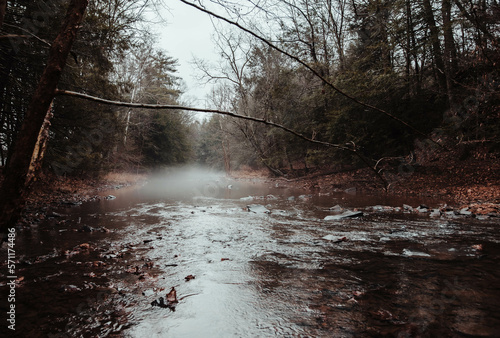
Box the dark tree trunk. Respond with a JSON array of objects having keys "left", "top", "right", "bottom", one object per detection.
[
  {"left": 0, "top": 0, "right": 88, "bottom": 232},
  {"left": 422, "top": 0, "right": 448, "bottom": 96},
  {"left": 0, "top": 0, "right": 6, "bottom": 27},
  {"left": 442, "top": 0, "right": 458, "bottom": 109}
]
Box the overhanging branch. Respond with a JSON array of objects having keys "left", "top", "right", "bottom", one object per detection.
[
  {"left": 178, "top": 0, "right": 444, "bottom": 149},
  {"left": 55, "top": 88, "right": 389, "bottom": 189}
]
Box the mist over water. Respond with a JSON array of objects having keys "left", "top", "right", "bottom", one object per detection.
[
  {"left": 140, "top": 166, "right": 277, "bottom": 201},
  {"left": 6, "top": 165, "right": 500, "bottom": 337}
]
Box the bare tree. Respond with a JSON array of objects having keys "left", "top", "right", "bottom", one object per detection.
[{"left": 0, "top": 0, "right": 89, "bottom": 231}]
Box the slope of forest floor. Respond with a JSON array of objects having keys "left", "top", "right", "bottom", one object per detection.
[
  {"left": 259, "top": 148, "right": 500, "bottom": 209},
  {"left": 3, "top": 145, "right": 499, "bottom": 226},
  {"left": 15, "top": 172, "right": 148, "bottom": 226}
]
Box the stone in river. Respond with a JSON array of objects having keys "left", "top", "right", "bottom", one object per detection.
[
  {"left": 324, "top": 211, "right": 363, "bottom": 220},
  {"left": 247, "top": 204, "right": 271, "bottom": 214}
]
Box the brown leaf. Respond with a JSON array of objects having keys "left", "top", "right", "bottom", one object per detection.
[{"left": 166, "top": 287, "right": 178, "bottom": 304}]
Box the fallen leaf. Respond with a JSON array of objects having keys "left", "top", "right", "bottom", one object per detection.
[{"left": 166, "top": 287, "right": 178, "bottom": 304}]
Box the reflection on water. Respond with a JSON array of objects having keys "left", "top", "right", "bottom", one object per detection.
[{"left": 2, "top": 168, "right": 500, "bottom": 337}]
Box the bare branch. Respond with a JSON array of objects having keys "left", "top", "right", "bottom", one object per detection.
[
  {"left": 55, "top": 88, "right": 389, "bottom": 189},
  {"left": 178, "top": 0, "right": 444, "bottom": 149}
]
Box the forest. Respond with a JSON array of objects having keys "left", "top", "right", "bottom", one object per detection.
[
  {"left": 1, "top": 1, "right": 500, "bottom": 336},
  {"left": 0, "top": 0, "right": 499, "bottom": 228}
]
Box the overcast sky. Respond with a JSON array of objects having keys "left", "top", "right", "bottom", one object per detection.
[{"left": 157, "top": 1, "right": 218, "bottom": 107}]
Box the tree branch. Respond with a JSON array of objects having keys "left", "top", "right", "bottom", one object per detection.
[
  {"left": 55, "top": 88, "right": 389, "bottom": 189},
  {"left": 178, "top": 0, "right": 444, "bottom": 149}
]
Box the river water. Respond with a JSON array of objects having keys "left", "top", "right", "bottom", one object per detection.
[{"left": 2, "top": 169, "right": 500, "bottom": 337}]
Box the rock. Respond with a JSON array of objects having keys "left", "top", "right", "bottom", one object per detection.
[
  {"left": 105, "top": 195, "right": 116, "bottom": 200},
  {"left": 324, "top": 211, "right": 364, "bottom": 220},
  {"left": 322, "top": 235, "right": 348, "bottom": 243},
  {"left": 80, "top": 225, "right": 94, "bottom": 232},
  {"left": 344, "top": 187, "right": 356, "bottom": 195},
  {"left": 59, "top": 284, "right": 81, "bottom": 293},
  {"left": 247, "top": 204, "right": 270, "bottom": 214},
  {"left": 429, "top": 209, "right": 441, "bottom": 217},
  {"left": 142, "top": 289, "right": 155, "bottom": 297},
  {"left": 62, "top": 200, "right": 82, "bottom": 206},
  {"left": 444, "top": 211, "right": 458, "bottom": 218},
  {"left": 459, "top": 208, "right": 472, "bottom": 216},
  {"left": 266, "top": 194, "right": 278, "bottom": 200},
  {"left": 403, "top": 204, "right": 413, "bottom": 211},
  {"left": 329, "top": 205, "right": 343, "bottom": 212},
  {"left": 402, "top": 249, "right": 430, "bottom": 257},
  {"left": 416, "top": 206, "right": 428, "bottom": 213},
  {"left": 240, "top": 196, "right": 254, "bottom": 202},
  {"left": 287, "top": 196, "right": 295, "bottom": 201},
  {"left": 151, "top": 297, "right": 166, "bottom": 307}
]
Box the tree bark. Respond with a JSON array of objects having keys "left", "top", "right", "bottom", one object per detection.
[
  {"left": 422, "top": 0, "right": 448, "bottom": 95},
  {"left": 0, "top": 0, "right": 6, "bottom": 27},
  {"left": 0, "top": 0, "right": 88, "bottom": 232},
  {"left": 442, "top": 0, "right": 458, "bottom": 109}
]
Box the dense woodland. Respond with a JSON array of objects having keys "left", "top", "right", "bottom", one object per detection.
[{"left": 0, "top": 0, "right": 499, "bottom": 180}]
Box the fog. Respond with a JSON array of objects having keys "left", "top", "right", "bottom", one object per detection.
[{"left": 140, "top": 166, "right": 254, "bottom": 201}]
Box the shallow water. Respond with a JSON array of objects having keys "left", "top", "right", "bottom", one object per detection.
[{"left": 2, "top": 170, "right": 500, "bottom": 337}]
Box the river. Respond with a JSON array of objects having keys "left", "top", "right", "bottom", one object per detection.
[{"left": 2, "top": 168, "right": 499, "bottom": 337}]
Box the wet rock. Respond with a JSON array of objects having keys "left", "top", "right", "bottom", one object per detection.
[
  {"left": 59, "top": 284, "right": 81, "bottom": 293},
  {"left": 185, "top": 274, "right": 196, "bottom": 281},
  {"left": 322, "top": 235, "right": 348, "bottom": 243},
  {"left": 329, "top": 205, "right": 343, "bottom": 212},
  {"left": 416, "top": 206, "right": 428, "bottom": 213},
  {"left": 61, "top": 200, "right": 82, "bottom": 206},
  {"left": 403, "top": 204, "right": 413, "bottom": 212},
  {"left": 142, "top": 289, "right": 155, "bottom": 297},
  {"left": 151, "top": 296, "right": 167, "bottom": 307},
  {"left": 247, "top": 204, "right": 270, "bottom": 214},
  {"left": 402, "top": 248, "right": 430, "bottom": 257},
  {"left": 459, "top": 208, "right": 473, "bottom": 216},
  {"left": 429, "top": 209, "right": 441, "bottom": 217},
  {"left": 324, "top": 211, "right": 363, "bottom": 221},
  {"left": 240, "top": 196, "right": 254, "bottom": 202},
  {"left": 80, "top": 225, "right": 94, "bottom": 232},
  {"left": 344, "top": 187, "right": 356, "bottom": 195},
  {"left": 143, "top": 239, "right": 154, "bottom": 244}
]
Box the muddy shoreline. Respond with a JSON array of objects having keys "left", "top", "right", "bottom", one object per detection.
[{"left": 18, "top": 159, "right": 500, "bottom": 225}]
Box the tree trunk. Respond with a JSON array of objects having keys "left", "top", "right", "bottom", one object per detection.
[
  {"left": 422, "top": 0, "right": 448, "bottom": 96},
  {"left": 0, "top": 0, "right": 88, "bottom": 232},
  {"left": 442, "top": 0, "right": 458, "bottom": 109},
  {"left": 26, "top": 104, "right": 53, "bottom": 186},
  {"left": 0, "top": 0, "right": 6, "bottom": 27}
]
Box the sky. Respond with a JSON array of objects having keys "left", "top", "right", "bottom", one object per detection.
[{"left": 156, "top": 1, "right": 219, "bottom": 108}]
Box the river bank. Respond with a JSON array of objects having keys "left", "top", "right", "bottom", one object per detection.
[
  {"left": 12, "top": 150, "right": 500, "bottom": 226},
  {"left": 18, "top": 171, "right": 148, "bottom": 226},
  {"left": 232, "top": 152, "right": 500, "bottom": 216}
]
